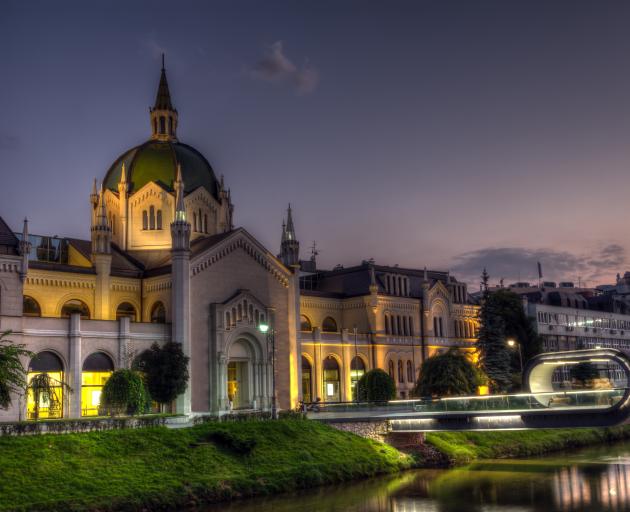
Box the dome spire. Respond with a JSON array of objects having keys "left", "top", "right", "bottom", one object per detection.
[{"left": 150, "top": 54, "right": 178, "bottom": 142}]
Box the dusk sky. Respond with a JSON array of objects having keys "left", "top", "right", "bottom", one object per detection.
[{"left": 2, "top": 1, "right": 630, "bottom": 288}]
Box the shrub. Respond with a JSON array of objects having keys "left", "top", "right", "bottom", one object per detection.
[
  {"left": 414, "top": 349, "right": 485, "bottom": 398},
  {"left": 100, "top": 369, "right": 150, "bottom": 416},
  {"left": 356, "top": 369, "right": 396, "bottom": 402}
]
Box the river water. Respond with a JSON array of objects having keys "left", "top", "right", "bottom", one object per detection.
[{"left": 205, "top": 441, "right": 630, "bottom": 511}]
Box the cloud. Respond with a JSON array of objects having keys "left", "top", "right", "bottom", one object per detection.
[
  {"left": 0, "top": 133, "right": 19, "bottom": 151},
  {"left": 450, "top": 244, "right": 627, "bottom": 288},
  {"left": 249, "top": 41, "right": 319, "bottom": 95}
]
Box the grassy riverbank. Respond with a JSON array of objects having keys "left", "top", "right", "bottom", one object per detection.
[
  {"left": 425, "top": 424, "right": 630, "bottom": 465},
  {"left": 0, "top": 419, "right": 412, "bottom": 512}
]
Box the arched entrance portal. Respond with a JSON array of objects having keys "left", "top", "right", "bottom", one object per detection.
[{"left": 224, "top": 337, "right": 270, "bottom": 411}]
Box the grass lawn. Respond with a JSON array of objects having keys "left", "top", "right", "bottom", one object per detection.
[
  {"left": 425, "top": 424, "right": 630, "bottom": 465},
  {"left": 0, "top": 419, "right": 412, "bottom": 511}
]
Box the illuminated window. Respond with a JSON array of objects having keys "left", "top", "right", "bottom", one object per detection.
[
  {"left": 27, "top": 351, "right": 64, "bottom": 420},
  {"left": 323, "top": 356, "right": 340, "bottom": 402},
  {"left": 81, "top": 352, "right": 114, "bottom": 416},
  {"left": 23, "top": 296, "right": 41, "bottom": 317},
  {"left": 150, "top": 301, "right": 166, "bottom": 323},
  {"left": 302, "top": 356, "right": 312, "bottom": 403},
  {"left": 300, "top": 315, "right": 312, "bottom": 332},
  {"left": 61, "top": 299, "right": 90, "bottom": 319},
  {"left": 350, "top": 356, "right": 366, "bottom": 399},
  {"left": 149, "top": 206, "right": 156, "bottom": 230},
  {"left": 322, "top": 316, "right": 338, "bottom": 333},
  {"left": 116, "top": 302, "right": 136, "bottom": 321}
]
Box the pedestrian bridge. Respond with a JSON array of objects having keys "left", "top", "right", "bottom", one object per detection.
[{"left": 307, "top": 348, "right": 630, "bottom": 431}]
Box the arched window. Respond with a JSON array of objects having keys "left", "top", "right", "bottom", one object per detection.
[
  {"left": 350, "top": 356, "right": 366, "bottom": 400},
  {"left": 323, "top": 356, "right": 340, "bottom": 402},
  {"left": 159, "top": 116, "right": 165, "bottom": 134},
  {"left": 156, "top": 210, "right": 162, "bottom": 230},
  {"left": 433, "top": 317, "right": 438, "bottom": 336},
  {"left": 397, "top": 316, "right": 403, "bottom": 335},
  {"left": 454, "top": 320, "right": 460, "bottom": 338},
  {"left": 302, "top": 356, "right": 312, "bottom": 403},
  {"left": 407, "top": 360, "right": 414, "bottom": 382},
  {"left": 403, "top": 316, "right": 409, "bottom": 336},
  {"left": 150, "top": 301, "right": 166, "bottom": 323},
  {"left": 398, "top": 360, "right": 404, "bottom": 383},
  {"left": 61, "top": 299, "right": 90, "bottom": 319},
  {"left": 204, "top": 214, "right": 208, "bottom": 234},
  {"left": 322, "top": 316, "right": 338, "bottom": 333},
  {"left": 300, "top": 315, "right": 312, "bottom": 332},
  {"left": 385, "top": 314, "right": 390, "bottom": 335},
  {"left": 23, "top": 296, "right": 41, "bottom": 317},
  {"left": 225, "top": 311, "right": 231, "bottom": 328},
  {"left": 388, "top": 360, "right": 395, "bottom": 379},
  {"left": 439, "top": 317, "right": 444, "bottom": 337},
  {"left": 142, "top": 210, "right": 148, "bottom": 230},
  {"left": 81, "top": 352, "right": 114, "bottom": 416},
  {"left": 27, "top": 351, "right": 64, "bottom": 419},
  {"left": 116, "top": 302, "right": 136, "bottom": 321},
  {"left": 168, "top": 116, "right": 173, "bottom": 135},
  {"left": 409, "top": 317, "right": 414, "bottom": 337},
  {"left": 149, "top": 206, "right": 155, "bottom": 230},
  {"left": 153, "top": 118, "right": 157, "bottom": 135}
]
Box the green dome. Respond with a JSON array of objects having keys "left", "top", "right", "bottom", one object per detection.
[{"left": 103, "top": 141, "right": 219, "bottom": 198}]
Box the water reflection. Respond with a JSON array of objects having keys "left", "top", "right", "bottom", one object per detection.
[{"left": 204, "top": 442, "right": 630, "bottom": 512}]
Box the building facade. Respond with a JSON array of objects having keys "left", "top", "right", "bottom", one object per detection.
[{"left": 0, "top": 62, "right": 479, "bottom": 422}]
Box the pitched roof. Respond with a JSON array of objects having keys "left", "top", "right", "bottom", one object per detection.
[{"left": 0, "top": 216, "right": 18, "bottom": 248}]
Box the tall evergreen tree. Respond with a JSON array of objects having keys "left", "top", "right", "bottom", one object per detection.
[{"left": 476, "top": 270, "right": 512, "bottom": 392}]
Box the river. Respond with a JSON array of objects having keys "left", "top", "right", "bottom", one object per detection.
[{"left": 204, "top": 441, "right": 630, "bottom": 511}]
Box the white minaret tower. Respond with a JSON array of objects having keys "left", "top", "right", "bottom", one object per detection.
[
  {"left": 91, "top": 185, "right": 112, "bottom": 319},
  {"left": 170, "top": 167, "right": 192, "bottom": 414}
]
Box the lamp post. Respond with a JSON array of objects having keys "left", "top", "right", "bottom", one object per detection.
[
  {"left": 259, "top": 322, "right": 277, "bottom": 419},
  {"left": 507, "top": 339, "right": 523, "bottom": 375}
]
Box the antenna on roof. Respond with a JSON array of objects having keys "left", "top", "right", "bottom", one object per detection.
[{"left": 161, "top": 53, "right": 165, "bottom": 70}]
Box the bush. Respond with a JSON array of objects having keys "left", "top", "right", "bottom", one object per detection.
[
  {"left": 100, "top": 369, "right": 151, "bottom": 416},
  {"left": 414, "top": 349, "right": 485, "bottom": 398},
  {"left": 356, "top": 369, "right": 396, "bottom": 402}
]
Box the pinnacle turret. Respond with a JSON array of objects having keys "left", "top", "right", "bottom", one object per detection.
[
  {"left": 150, "top": 54, "right": 178, "bottom": 141},
  {"left": 279, "top": 204, "right": 299, "bottom": 267}
]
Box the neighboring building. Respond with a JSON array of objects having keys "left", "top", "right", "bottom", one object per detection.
[
  {"left": 0, "top": 62, "right": 299, "bottom": 421},
  {"left": 289, "top": 231, "right": 480, "bottom": 400}
]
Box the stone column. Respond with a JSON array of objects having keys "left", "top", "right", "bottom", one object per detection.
[
  {"left": 118, "top": 316, "right": 130, "bottom": 368},
  {"left": 218, "top": 354, "right": 228, "bottom": 411},
  {"left": 69, "top": 313, "right": 82, "bottom": 418}
]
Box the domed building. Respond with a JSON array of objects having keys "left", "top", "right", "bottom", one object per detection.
[{"left": 0, "top": 61, "right": 300, "bottom": 421}]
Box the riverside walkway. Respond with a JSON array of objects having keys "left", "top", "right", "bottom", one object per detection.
[{"left": 307, "top": 348, "right": 630, "bottom": 431}]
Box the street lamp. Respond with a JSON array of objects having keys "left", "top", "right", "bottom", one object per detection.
[
  {"left": 259, "top": 322, "right": 277, "bottom": 419},
  {"left": 507, "top": 339, "right": 523, "bottom": 375}
]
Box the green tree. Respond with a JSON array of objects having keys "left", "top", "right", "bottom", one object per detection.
[
  {"left": 476, "top": 275, "right": 513, "bottom": 393},
  {"left": 133, "top": 342, "right": 189, "bottom": 410},
  {"left": 0, "top": 331, "right": 34, "bottom": 409},
  {"left": 101, "top": 369, "right": 150, "bottom": 416},
  {"left": 484, "top": 289, "right": 543, "bottom": 365},
  {"left": 414, "top": 349, "right": 485, "bottom": 397},
  {"left": 570, "top": 362, "right": 599, "bottom": 388},
  {"left": 356, "top": 369, "right": 396, "bottom": 402}
]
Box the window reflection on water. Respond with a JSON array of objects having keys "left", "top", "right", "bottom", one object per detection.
[{"left": 203, "top": 442, "right": 630, "bottom": 512}]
